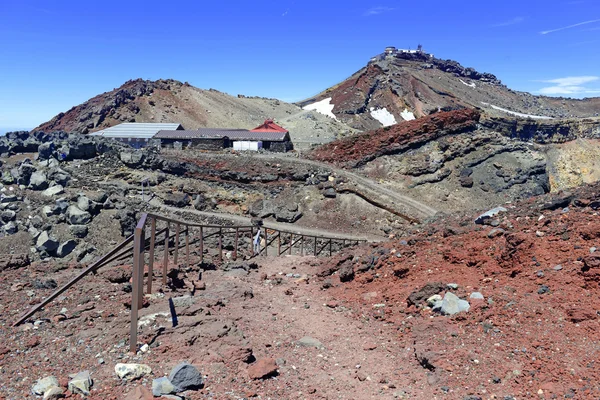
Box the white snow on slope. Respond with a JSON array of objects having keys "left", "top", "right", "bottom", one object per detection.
[
  {"left": 459, "top": 79, "right": 476, "bottom": 88},
  {"left": 401, "top": 108, "right": 416, "bottom": 121},
  {"left": 370, "top": 107, "right": 397, "bottom": 127},
  {"left": 481, "top": 102, "right": 553, "bottom": 120},
  {"left": 303, "top": 97, "right": 337, "bottom": 119}
]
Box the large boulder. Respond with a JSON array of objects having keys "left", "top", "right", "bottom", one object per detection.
[
  {"left": 36, "top": 231, "right": 59, "bottom": 254},
  {"left": 57, "top": 240, "right": 78, "bottom": 258},
  {"left": 66, "top": 205, "right": 92, "bottom": 225},
  {"left": 163, "top": 193, "right": 190, "bottom": 207},
  {"left": 168, "top": 363, "right": 204, "bottom": 392},
  {"left": 116, "top": 209, "right": 137, "bottom": 237},
  {"left": 120, "top": 151, "right": 144, "bottom": 167},
  {"left": 38, "top": 142, "right": 55, "bottom": 160},
  {"left": 28, "top": 171, "right": 49, "bottom": 190},
  {"left": 115, "top": 363, "right": 152, "bottom": 381}
]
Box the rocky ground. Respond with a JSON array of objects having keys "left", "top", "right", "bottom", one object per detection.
[{"left": 3, "top": 179, "right": 600, "bottom": 399}]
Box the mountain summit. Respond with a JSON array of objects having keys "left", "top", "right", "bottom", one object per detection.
[{"left": 298, "top": 46, "right": 600, "bottom": 131}]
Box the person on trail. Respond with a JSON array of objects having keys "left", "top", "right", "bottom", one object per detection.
[{"left": 253, "top": 229, "right": 262, "bottom": 255}]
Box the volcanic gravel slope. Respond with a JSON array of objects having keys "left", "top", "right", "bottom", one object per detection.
[
  {"left": 3, "top": 181, "right": 600, "bottom": 399},
  {"left": 34, "top": 79, "right": 356, "bottom": 148},
  {"left": 299, "top": 53, "right": 600, "bottom": 131}
]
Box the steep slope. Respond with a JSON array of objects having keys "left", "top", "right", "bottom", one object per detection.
[
  {"left": 299, "top": 49, "right": 600, "bottom": 131},
  {"left": 35, "top": 79, "right": 356, "bottom": 148},
  {"left": 310, "top": 109, "right": 600, "bottom": 213}
]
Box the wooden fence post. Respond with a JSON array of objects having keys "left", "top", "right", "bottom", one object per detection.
[
  {"left": 218, "top": 228, "right": 223, "bottom": 263},
  {"left": 199, "top": 227, "right": 204, "bottom": 263},
  {"left": 263, "top": 227, "right": 268, "bottom": 256},
  {"left": 289, "top": 233, "right": 293, "bottom": 255},
  {"left": 174, "top": 224, "right": 180, "bottom": 265},
  {"left": 147, "top": 217, "right": 156, "bottom": 294},
  {"left": 185, "top": 227, "right": 190, "bottom": 268},
  {"left": 131, "top": 214, "right": 147, "bottom": 353},
  {"left": 300, "top": 235, "right": 304, "bottom": 256},
  {"left": 234, "top": 228, "right": 239, "bottom": 260},
  {"left": 314, "top": 237, "right": 317, "bottom": 256},
  {"left": 162, "top": 223, "right": 170, "bottom": 286}
]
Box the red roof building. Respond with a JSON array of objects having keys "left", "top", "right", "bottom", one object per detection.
[{"left": 251, "top": 119, "right": 289, "bottom": 133}]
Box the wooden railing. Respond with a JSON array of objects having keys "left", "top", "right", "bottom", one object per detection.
[{"left": 14, "top": 212, "right": 368, "bottom": 353}]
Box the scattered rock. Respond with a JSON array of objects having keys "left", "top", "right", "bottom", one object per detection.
[
  {"left": 43, "top": 386, "right": 65, "bottom": 400},
  {"left": 470, "top": 292, "right": 484, "bottom": 300},
  {"left": 115, "top": 363, "right": 152, "bottom": 381},
  {"left": 42, "top": 185, "right": 64, "bottom": 197},
  {"left": 66, "top": 205, "right": 92, "bottom": 225},
  {"left": 475, "top": 207, "right": 507, "bottom": 225},
  {"left": 69, "top": 225, "right": 88, "bottom": 238},
  {"left": 168, "top": 362, "right": 204, "bottom": 392},
  {"left": 32, "top": 376, "right": 59, "bottom": 396},
  {"left": 56, "top": 240, "right": 78, "bottom": 258},
  {"left": 152, "top": 377, "right": 176, "bottom": 397},
  {"left": 68, "top": 370, "right": 92, "bottom": 396},
  {"left": 247, "top": 358, "right": 278, "bottom": 379},
  {"left": 297, "top": 336, "right": 324, "bottom": 349},
  {"left": 435, "top": 292, "right": 470, "bottom": 315}
]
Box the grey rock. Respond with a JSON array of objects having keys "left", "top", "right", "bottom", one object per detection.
[
  {"left": 69, "top": 225, "right": 88, "bottom": 238},
  {"left": 114, "top": 363, "right": 152, "bottom": 381},
  {"left": 36, "top": 231, "right": 59, "bottom": 253},
  {"left": 68, "top": 370, "right": 92, "bottom": 396},
  {"left": 38, "top": 142, "right": 55, "bottom": 160},
  {"left": 553, "top": 264, "right": 563, "bottom": 271},
  {"left": 322, "top": 187, "right": 337, "bottom": 198},
  {"left": 437, "top": 292, "right": 470, "bottom": 315},
  {"left": 31, "top": 215, "right": 44, "bottom": 228},
  {"left": 42, "top": 205, "right": 55, "bottom": 217},
  {"left": 3, "top": 221, "right": 17, "bottom": 235},
  {"left": 41, "top": 185, "right": 64, "bottom": 197},
  {"left": 538, "top": 285, "right": 550, "bottom": 295},
  {"left": 43, "top": 386, "right": 64, "bottom": 400},
  {"left": 29, "top": 171, "right": 49, "bottom": 190},
  {"left": 66, "top": 205, "right": 92, "bottom": 225},
  {"left": 487, "top": 228, "right": 505, "bottom": 238},
  {"left": 1, "top": 194, "right": 17, "bottom": 203},
  {"left": 57, "top": 240, "right": 77, "bottom": 258},
  {"left": 120, "top": 151, "right": 144, "bottom": 167},
  {"left": 168, "top": 362, "right": 204, "bottom": 392},
  {"left": 171, "top": 295, "right": 194, "bottom": 308},
  {"left": 1, "top": 210, "right": 16, "bottom": 222},
  {"left": 297, "top": 336, "right": 324, "bottom": 349},
  {"left": 76, "top": 196, "right": 92, "bottom": 212},
  {"left": 54, "top": 198, "right": 69, "bottom": 214},
  {"left": 475, "top": 207, "right": 507, "bottom": 225},
  {"left": 446, "top": 283, "right": 459, "bottom": 290},
  {"left": 32, "top": 375, "right": 59, "bottom": 396},
  {"left": 152, "top": 377, "right": 176, "bottom": 397},
  {"left": 470, "top": 292, "right": 484, "bottom": 300}
]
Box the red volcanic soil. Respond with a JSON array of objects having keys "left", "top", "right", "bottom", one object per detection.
[
  {"left": 309, "top": 109, "right": 480, "bottom": 167},
  {"left": 3, "top": 183, "right": 600, "bottom": 399}
]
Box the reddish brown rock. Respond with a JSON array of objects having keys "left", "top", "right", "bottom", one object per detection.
[
  {"left": 123, "top": 386, "right": 153, "bottom": 400},
  {"left": 247, "top": 358, "right": 278, "bottom": 380}
]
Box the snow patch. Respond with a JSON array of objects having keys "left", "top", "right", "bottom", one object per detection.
[
  {"left": 370, "top": 107, "right": 397, "bottom": 127},
  {"left": 459, "top": 79, "right": 476, "bottom": 88},
  {"left": 400, "top": 108, "right": 415, "bottom": 121},
  {"left": 481, "top": 102, "right": 553, "bottom": 120},
  {"left": 303, "top": 97, "right": 337, "bottom": 119}
]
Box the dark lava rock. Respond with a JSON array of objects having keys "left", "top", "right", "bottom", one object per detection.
[
  {"left": 32, "top": 278, "right": 58, "bottom": 289},
  {"left": 164, "top": 193, "right": 190, "bottom": 207},
  {"left": 168, "top": 363, "right": 204, "bottom": 392},
  {"left": 339, "top": 264, "right": 355, "bottom": 282},
  {"left": 407, "top": 282, "right": 446, "bottom": 307},
  {"left": 323, "top": 188, "right": 337, "bottom": 198}
]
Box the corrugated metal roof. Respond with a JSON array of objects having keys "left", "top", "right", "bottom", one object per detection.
[
  {"left": 91, "top": 123, "right": 183, "bottom": 139},
  {"left": 251, "top": 119, "right": 289, "bottom": 133},
  {"left": 155, "top": 128, "right": 289, "bottom": 142}
]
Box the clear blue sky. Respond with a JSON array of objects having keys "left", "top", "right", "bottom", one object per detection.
[{"left": 1, "top": 0, "right": 599, "bottom": 133}]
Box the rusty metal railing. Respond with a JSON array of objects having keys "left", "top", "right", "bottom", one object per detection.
[{"left": 14, "top": 211, "right": 368, "bottom": 353}]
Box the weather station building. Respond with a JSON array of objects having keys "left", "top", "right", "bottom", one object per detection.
[
  {"left": 155, "top": 120, "right": 293, "bottom": 152},
  {"left": 90, "top": 123, "right": 183, "bottom": 148}
]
